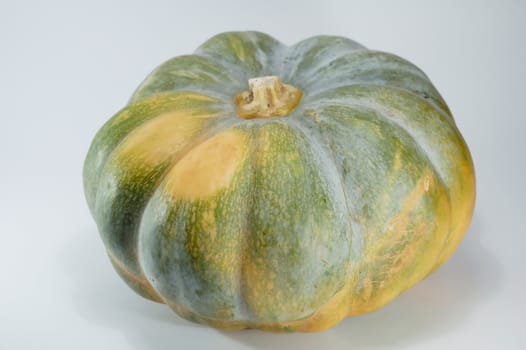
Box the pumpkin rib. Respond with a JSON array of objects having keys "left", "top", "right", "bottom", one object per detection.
[
  {"left": 95, "top": 113, "right": 242, "bottom": 300},
  {"left": 306, "top": 66, "right": 430, "bottom": 90},
  {"left": 305, "top": 71, "right": 448, "bottom": 115},
  {"left": 237, "top": 123, "right": 264, "bottom": 321},
  {"left": 135, "top": 32, "right": 296, "bottom": 103},
  {"left": 94, "top": 93, "right": 227, "bottom": 181},
  {"left": 132, "top": 112, "right": 246, "bottom": 207},
  {"left": 194, "top": 31, "right": 286, "bottom": 84},
  {"left": 314, "top": 85, "right": 472, "bottom": 265},
  {"left": 108, "top": 251, "right": 164, "bottom": 303},
  {"left": 300, "top": 85, "right": 455, "bottom": 210},
  {"left": 281, "top": 36, "right": 366, "bottom": 84},
  {"left": 138, "top": 121, "right": 350, "bottom": 324},
  {"left": 306, "top": 50, "right": 430, "bottom": 81},
  {"left": 296, "top": 104, "right": 449, "bottom": 312},
  {"left": 357, "top": 104, "right": 452, "bottom": 186},
  {"left": 247, "top": 31, "right": 288, "bottom": 75},
  {"left": 84, "top": 92, "right": 225, "bottom": 215},
  {"left": 299, "top": 51, "right": 434, "bottom": 96},
  {"left": 312, "top": 102, "right": 453, "bottom": 278},
  {"left": 307, "top": 82, "right": 452, "bottom": 121},
  {"left": 91, "top": 95, "right": 226, "bottom": 218},
  {"left": 141, "top": 115, "right": 247, "bottom": 199},
  {"left": 284, "top": 118, "right": 355, "bottom": 311},
  {"left": 364, "top": 82, "right": 451, "bottom": 119},
  {"left": 146, "top": 127, "right": 254, "bottom": 320},
  {"left": 353, "top": 97, "right": 458, "bottom": 262},
  {"left": 237, "top": 121, "right": 352, "bottom": 323},
  {"left": 309, "top": 98, "right": 450, "bottom": 208},
  {"left": 304, "top": 95, "right": 450, "bottom": 211},
  {"left": 192, "top": 50, "right": 249, "bottom": 85},
  {"left": 134, "top": 118, "right": 249, "bottom": 301},
  {"left": 236, "top": 125, "right": 260, "bottom": 321},
  {"left": 342, "top": 102, "right": 454, "bottom": 264},
  {"left": 286, "top": 117, "right": 357, "bottom": 256},
  {"left": 292, "top": 46, "right": 449, "bottom": 115},
  {"left": 130, "top": 54, "right": 240, "bottom": 103}
]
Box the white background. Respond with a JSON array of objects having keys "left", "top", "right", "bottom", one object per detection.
[{"left": 2, "top": 1, "right": 525, "bottom": 349}]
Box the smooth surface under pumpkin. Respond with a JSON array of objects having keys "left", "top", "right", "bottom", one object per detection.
[{"left": 83, "top": 31, "right": 475, "bottom": 332}]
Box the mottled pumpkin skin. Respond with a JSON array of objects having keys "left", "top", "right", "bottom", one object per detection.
[{"left": 83, "top": 31, "right": 475, "bottom": 332}]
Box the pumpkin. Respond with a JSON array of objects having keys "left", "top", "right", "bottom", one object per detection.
[{"left": 83, "top": 31, "right": 475, "bottom": 332}]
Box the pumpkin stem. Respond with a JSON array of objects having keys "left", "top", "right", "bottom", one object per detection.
[{"left": 234, "top": 76, "right": 303, "bottom": 119}]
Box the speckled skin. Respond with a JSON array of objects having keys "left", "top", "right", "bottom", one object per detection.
[{"left": 83, "top": 31, "right": 475, "bottom": 332}]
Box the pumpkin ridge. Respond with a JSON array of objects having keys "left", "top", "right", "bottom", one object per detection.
[
  {"left": 134, "top": 117, "right": 247, "bottom": 297},
  {"left": 85, "top": 91, "right": 225, "bottom": 212},
  {"left": 355, "top": 103, "right": 454, "bottom": 261},
  {"left": 366, "top": 83, "right": 451, "bottom": 118},
  {"left": 237, "top": 124, "right": 264, "bottom": 321},
  {"left": 108, "top": 252, "right": 164, "bottom": 303},
  {"left": 360, "top": 87, "right": 472, "bottom": 265},
  {"left": 281, "top": 36, "right": 366, "bottom": 84},
  {"left": 315, "top": 99, "right": 450, "bottom": 206},
  {"left": 95, "top": 113, "right": 241, "bottom": 299},
  {"left": 303, "top": 93, "right": 452, "bottom": 197},
  {"left": 235, "top": 121, "right": 351, "bottom": 322},
  {"left": 145, "top": 115, "right": 246, "bottom": 198},
  {"left": 307, "top": 69, "right": 431, "bottom": 94},
  {"left": 96, "top": 95, "right": 227, "bottom": 178},
  {"left": 130, "top": 54, "right": 239, "bottom": 103},
  {"left": 299, "top": 103, "right": 453, "bottom": 314},
  {"left": 193, "top": 50, "right": 248, "bottom": 84},
  {"left": 133, "top": 114, "right": 245, "bottom": 202},
  {"left": 322, "top": 101, "right": 453, "bottom": 266},
  {"left": 310, "top": 86, "right": 472, "bottom": 267},
  {"left": 308, "top": 83, "right": 452, "bottom": 121},
  {"left": 194, "top": 31, "right": 285, "bottom": 83},
  {"left": 247, "top": 31, "right": 287, "bottom": 75},
  {"left": 92, "top": 97, "right": 226, "bottom": 218},
  {"left": 285, "top": 118, "right": 354, "bottom": 306},
  {"left": 164, "top": 281, "right": 350, "bottom": 332},
  {"left": 302, "top": 51, "right": 429, "bottom": 89},
  {"left": 306, "top": 71, "right": 445, "bottom": 112}
]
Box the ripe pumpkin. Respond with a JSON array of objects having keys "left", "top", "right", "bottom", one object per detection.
[{"left": 83, "top": 31, "right": 475, "bottom": 332}]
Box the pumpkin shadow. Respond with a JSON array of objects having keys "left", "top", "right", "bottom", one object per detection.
[
  {"left": 221, "top": 215, "right": 502, "bottom": 349},
  {"left": 61, "top": 224, "right": 210, "bottom": 349}
]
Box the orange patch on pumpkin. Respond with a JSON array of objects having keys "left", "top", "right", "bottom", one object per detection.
[
  {"left": 115, "top": 110, "right": 220, "bottom": 168},
  {"left": 164, "top": 129, "right": 248, "bottom": 200}
]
